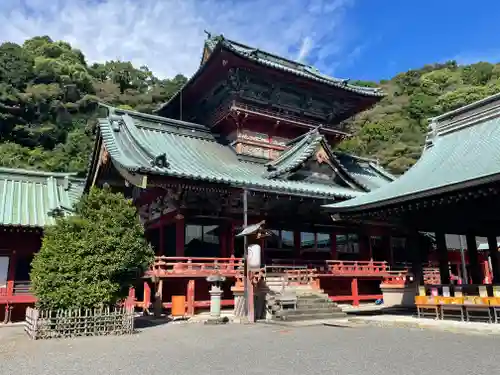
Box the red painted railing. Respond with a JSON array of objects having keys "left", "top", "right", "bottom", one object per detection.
[
  {"left": 147, "top": 256, "right": 244, "bottom": 278},
  {"left": 0, "top": 280, "right": 36, "bottom": 304},
  {"left": 381, "top": 271, "right": 411, "bottom": 285},
  {"left": 146, "top": 257, "right": 405, "bottom": 279},
  {"left": 326, "top": 260, "right": 390, "bottom": 277}
]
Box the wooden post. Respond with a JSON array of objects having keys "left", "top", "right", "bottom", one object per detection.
[
  {"left": 435, "top": 232, "right": 450, "bottom": 284},
  {"left": 153, "top": 280, "right": 163, "bottom": 317},
  {"left": 388, "top": 236, "right": 394, "bottom": 266},
  {"left": 6, "top": 251, "right": 16, "bottom": 296},
  {"left": 247, "top": 277, "right": 255, "bottom": 322},
  {"left": 487, "top": 235, "right": 500, "bottom": 284},
  {"left": 175, "top": 215, "right": 185, "bottom": 257},
  {"left": 187, "top": 279, "right": 195, "bottom": 316},
  {"left": 229, "top": 222, "right": 235, "bottom": 256},
  {"left": 220, "top": 224, "right": 228, "bottom": 258},
  {"left": 466, "top": 234, "right": 482, "bottom": 284},
  {"left": 408, "top": 231, "right": 423, "bottom": 284},
  {"left": 158, "top": 222, "right": 164, "bottom": 256},
  {"left": 294, "top": 231, "right": 301, "bottom": 261},
  {"left": 330, "top": 233, "right": 337, "bottom": 260},
  {"left": 143, "top": 281, "right": 151, "bottom": 315},
  {"left": 125, "top": 287, "right": 136, "bottom": 308},
  {"left": 351, "top": 278, "right": 359, "bottom": 307}
]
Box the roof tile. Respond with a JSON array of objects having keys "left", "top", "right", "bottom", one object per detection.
[
  {"left": 99, "top": 108, "right": 379, "bottom": 199},
  {"left": 0, "top": 168, "right": 84, "bottom": 228}
]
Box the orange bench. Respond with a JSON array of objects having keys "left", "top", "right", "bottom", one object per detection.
[
  {"left": 415, "top": 296, "right": 439, "bottom": 319},
  {"left": 439, "top": 297, "right": 465, "bottom": 321}
]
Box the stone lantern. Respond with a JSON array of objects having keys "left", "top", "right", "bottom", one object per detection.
[{"left": 205, "top": 273, "right": 227, "bottom": 324}]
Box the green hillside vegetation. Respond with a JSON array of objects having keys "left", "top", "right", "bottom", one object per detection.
[
  {"left": 0, "top": 36, "right": 186, "bottom": 175},
  {"left": 1, "top": 36, "right": 499, "bottom": 176},
  {"left": 341, "top": 61, "right": 500, "bottom": 173}
]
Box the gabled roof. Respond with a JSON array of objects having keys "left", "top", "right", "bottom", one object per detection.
[
  {"left": 95, "top": 106, "right": 394, "bottom": 199},
  {"left": 265, "top": 127, "right": 394, "bottom": 191},
  {"left": 324, "top": 92, "right": 500, "bottom": 213},
  {"left": 0, "top": 168, "right": 84, "bottom": 228},
  {"left": 204, "top": 34, "right": 384, "bottom": 98},
  {"left": 156, "top": 33, "right": 384, "bottom": 114}
]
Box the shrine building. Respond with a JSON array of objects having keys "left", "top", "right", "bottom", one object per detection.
[
  {"left": 87, "top": 33, "right": 414, "bottom": 315},
  {"left": 324, "top": 92, "right": 500, "bottom": 298},
  {"left": 0, "top": 168, "right": 84, "bottom": 322}
]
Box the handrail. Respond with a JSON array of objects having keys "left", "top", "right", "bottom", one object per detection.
[
  {"left": 148, "top": 256, "right": 244, "bottom": 277},
  {"left": 326, "top": 260, "right": 390, "bottom": 275},
  {"left": 13, "top": 281, "right": 32, "bottom": 295}
]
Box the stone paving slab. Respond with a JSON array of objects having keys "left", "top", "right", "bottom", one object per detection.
[
  {"left": 348, "top": 314, "right": 500, "bottom": 335},
  {"left": 258, "top": 318, "right": 354, "bottom": 328},
  {"left": 2, "top": 320, "right": 500, "bottom": 375}
]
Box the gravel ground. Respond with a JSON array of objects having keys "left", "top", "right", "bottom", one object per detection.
[{"left": 1, "top": 322, "right": 499, "bottom": 375}]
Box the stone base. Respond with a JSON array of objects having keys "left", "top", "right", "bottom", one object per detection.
[
  {"left": 380, "top": 283, "right": 417, "bottom": 307},
  {"left": 204, "top": 316, "right": 229, "bottom": 325}
]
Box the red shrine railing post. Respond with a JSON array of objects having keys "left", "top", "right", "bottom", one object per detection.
[{"left": 351, "top": 278, "right": 359, "bottom": 307}]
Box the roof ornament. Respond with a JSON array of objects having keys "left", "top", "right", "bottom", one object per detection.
[
  {"left": 424, "top": 120, "right": 438, "bottom": 150},
  {"left": 204, "top": 30, "right": 212, "bottom": 38},
  {"left": 342, "top": 79, "right": 350, "bottom": 86},
  {"left": 151, "top": 153, "right": 169, "bottom": 168},
  {"left": 249, "top": 49, "right": 259, "bottom": 58},
  {"left": 109, "top": 114, "right": 123, "bottom": 132}
]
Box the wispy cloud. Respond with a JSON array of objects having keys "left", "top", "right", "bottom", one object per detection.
[
  {"left": 297, "top": 37, "right": 314, "bottom": 62},
  {"left": 0, "top": 0, "right": 360, "bottom": 78},
  {"left": 452, "top": 50, "right": 500, "bottom": 66}
]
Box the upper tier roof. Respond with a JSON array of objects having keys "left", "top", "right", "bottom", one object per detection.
[
  {"left": 0, "top": 168, "right": 84, "bottom": 228},
  {"left": 156, "top": 33, "right": 384, "bottom": 114},
  {"left": 95, "top": 106, "right": 393, "bottom": 199},
  {"left": 204, "top": 34, "right": 384, "bottom": 97},
  {"left": 324, "top": 92, "right": 500, "bottom": 212}
]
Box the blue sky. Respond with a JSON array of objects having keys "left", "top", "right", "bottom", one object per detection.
[
  {"left": 340, "top": 1, "right": 500, "bottom": 81},
  {"left": 0, "top": 0, "right": 499, "bottom": 81}
]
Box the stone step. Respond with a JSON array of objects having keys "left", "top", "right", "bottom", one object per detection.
[
  {"left": 294, "top": 303, "right": 342, "bottom": 311},
  {"left": 277, "top": 307, "right": 345, "bottom": 316},
  {"left": 296, "top": 298, "right": 334, "bottom": 304},
  {"left": 276, "top": 312, "right": 347, "bottom": 322}
]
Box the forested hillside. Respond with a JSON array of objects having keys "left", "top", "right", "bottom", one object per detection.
[
  {"left": 0, "top": 36, "right": 186, "bottom": 176},
  {"left": 1, "top": 36, "right": 499, "bottom": 176},
  {"left": 341, "top": 61, "right": 500, "bottom": 173}
]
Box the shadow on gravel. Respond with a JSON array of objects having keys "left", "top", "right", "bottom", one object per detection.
[
  {"left": 134, "top": 316, "right": 177, "bottom": 329},
  {"left": 345, "top": 307, "right": 417, "bottom": 317}
]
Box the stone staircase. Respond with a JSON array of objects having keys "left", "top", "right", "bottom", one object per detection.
[{"left": 264, "top": 275, "right": 346, "bottom": 322}]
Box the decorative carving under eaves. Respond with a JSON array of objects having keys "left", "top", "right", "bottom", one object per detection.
[
  {"left": 138, "top": 188, "right": 183, "bottom": 224},
  {"left": 227, "top": 68, "right": 242, "bottom": 92},
  {"left": 240, "top": 144, "right": 268, "bottom": 159},
  {"left": 239, "top": 129, "right": 268, "bottom": 143}
]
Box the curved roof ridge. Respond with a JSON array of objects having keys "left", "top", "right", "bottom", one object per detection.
[
  {"left": 101, "top": 103, "right": 211, "bottom": 133},
  {"left": 265, "top": 131, "right": 322, "bottom": 178}
]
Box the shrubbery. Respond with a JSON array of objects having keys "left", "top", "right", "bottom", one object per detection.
[{"left": 31, "top": 187, "right": 154, "bottom": 310}]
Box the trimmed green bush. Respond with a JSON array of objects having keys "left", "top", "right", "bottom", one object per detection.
[{"left": 31, "top": 187, "right": 154, "bottom": 310}]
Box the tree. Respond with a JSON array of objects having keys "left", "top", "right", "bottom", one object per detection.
[
  {"left": 0, "top": 42, "right": 34, "bottom": 89},
  {"left": 30, "top": 187, "right": 154, "bottom": 310}
]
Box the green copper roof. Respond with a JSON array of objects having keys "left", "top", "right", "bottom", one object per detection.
[
  {"left": 265, "top": 127, "right": 394, "bottom": 190},
  {"left": 0, "top": 168, "right": 84, "bottom": 228},
  {"left": 265, "top": 129, "right": 325, "bottom": 178},
  {"left": 325, "top": 92, "right": 500, "bottom": 212},
  {"left": 156, "top": 34, "right": 384, "bottom": 115},
  {"left": 205, "top": 34, "right": 384, "bottom": 98},
  {"left": 98, "top": 107, "right": 393, "bottom": 199}
]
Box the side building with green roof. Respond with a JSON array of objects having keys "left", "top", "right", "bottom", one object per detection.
[
  {"left": 0, "top": 168, "right": 84, "bottom": 323},
  {"left": 323, "top": 92, "right": 500, "bottom": 286},
  {"left": 87, "top": 33, "right": 404, "bottom": 313}
]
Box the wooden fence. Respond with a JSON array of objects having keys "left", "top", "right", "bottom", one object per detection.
[{"left": 25, "top": 306, "right": 135, "bottom": 340}]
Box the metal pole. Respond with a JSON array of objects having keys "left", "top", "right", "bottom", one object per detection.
[
  {"left": 458, "top": 235, "right": 468, "bottom": 284},
  {"left": 242, "top": 189, "right": 248, "bottom": 318}
]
